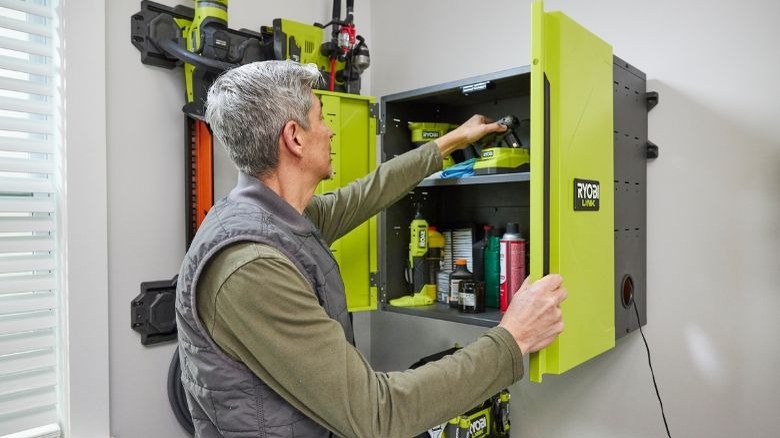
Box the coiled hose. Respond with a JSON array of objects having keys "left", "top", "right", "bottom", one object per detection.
[{"left": 167, "top": 348, "right": 194, "bottom": 435}]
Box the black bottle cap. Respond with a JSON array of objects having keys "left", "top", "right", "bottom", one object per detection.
[{"left": 506, "top": 222, "right": 520, "bottom": 234}]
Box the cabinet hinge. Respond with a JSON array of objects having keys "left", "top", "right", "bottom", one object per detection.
[
  {"left": 369, "top": 271, "right": 381, "bottom": 287},
  {"left": 369, "top": 102, "right": 383, "bottom": 135}
]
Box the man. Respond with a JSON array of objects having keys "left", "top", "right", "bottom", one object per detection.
[{"left": 175, "top": 60, "right": 567, "bottom": 438}]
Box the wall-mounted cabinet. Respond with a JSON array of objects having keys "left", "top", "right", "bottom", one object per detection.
[
  {"left": 333, "top": 2, "right": 656, "bottom": 382},
  {"left": 322, "top": 2, "right": 655, "bottom": 382}
]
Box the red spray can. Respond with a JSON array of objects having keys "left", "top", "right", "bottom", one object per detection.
[{"left": 499, "top": 222, "right": 526, "bottom": 312}]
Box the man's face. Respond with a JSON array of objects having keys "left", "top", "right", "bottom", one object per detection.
[{"left": 300, "top": 92, "right": 334, "bottom": 181}]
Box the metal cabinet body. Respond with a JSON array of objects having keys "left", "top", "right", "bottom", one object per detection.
[{"left": 368, "top": 4, "right": 651, "bottom": 382}]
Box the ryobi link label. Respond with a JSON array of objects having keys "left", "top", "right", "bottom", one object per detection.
[{"left": 574, "top": 178, "right": 600, "bottom": 211}]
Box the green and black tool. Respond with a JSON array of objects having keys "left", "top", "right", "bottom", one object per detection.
[
  {"left": 474, "top": 115, "right": 531, "bottom": 175},
  {"left": 407, "top": 204, "right": 429, "bottom": 295}
]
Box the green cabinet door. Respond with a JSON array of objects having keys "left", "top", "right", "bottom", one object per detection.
[
  {"left": 529, "top": 1, "right": 615, "bottom": 382},
  {"left": 314, "top": 90, "right": 378, "bottom": 312}
]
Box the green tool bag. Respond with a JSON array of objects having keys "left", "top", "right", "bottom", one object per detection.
[{"left": 411, "top": 347, "right": 511, "bottom": 438}]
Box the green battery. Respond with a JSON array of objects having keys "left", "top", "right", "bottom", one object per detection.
[{"left": 408, "top": 121, "right": 458, "bottom": 146}]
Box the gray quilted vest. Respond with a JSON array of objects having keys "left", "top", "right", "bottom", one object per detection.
[{"left": 175, "top": 172, "right": 353, "bottom": 437}]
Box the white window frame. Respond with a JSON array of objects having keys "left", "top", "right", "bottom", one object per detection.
[{"left": 0, "top": 0, "right": 108, "bottom": 435}]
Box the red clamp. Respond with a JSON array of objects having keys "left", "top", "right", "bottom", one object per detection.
[{"left": 338, "top": 24, "right": 356, "bottom": 53}]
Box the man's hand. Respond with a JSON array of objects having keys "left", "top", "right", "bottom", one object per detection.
[
  {"left": 434, "top": 114, "right": 507, "bottom": 157},
  {"left": 498, "top": 274, "right": 567, "bottom": 355}
]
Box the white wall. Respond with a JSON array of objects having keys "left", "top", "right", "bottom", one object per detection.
[
  {"left": 60, "top": 0, "right": 110, "bottom": 436},
  {"left": 106, "top": 1, "right": 186, "bottom": 436},
  {"left": 369, "top": 1, "right": 780, "bottom": 437}
]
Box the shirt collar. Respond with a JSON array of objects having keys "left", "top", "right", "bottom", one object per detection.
[{"left": 229, "top": 172, "right": 314, "bottom": 234}]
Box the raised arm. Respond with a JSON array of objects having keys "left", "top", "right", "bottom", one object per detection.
[{"left": 306, "top": 115, "right": 507, "bottom": 244}]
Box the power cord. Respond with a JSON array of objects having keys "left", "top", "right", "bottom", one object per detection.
[{"left": 633, "top": 299, "right": 672, "bottom": 437}]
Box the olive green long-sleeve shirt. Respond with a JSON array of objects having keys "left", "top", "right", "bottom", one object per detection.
[{"left": 197, "top": 142, "right": 524, "bottom": 438}]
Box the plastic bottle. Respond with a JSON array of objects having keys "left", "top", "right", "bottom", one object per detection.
[
  {"left": 484, "top": 229, "right": 501, "bottom": 308},
  {"left": 449, "top": 259, "right": 472, "bottom": 309},
  {"left": 499, "top": 223, "right": 526, "bottom": 312},
  {"left": 425, "top": 226, "right": 446, "bottom": 301},
  {"left": 472, "top": 225, "right": 492, "bottom": 282},
  {"left": 427, "top": 227, "right": 445, "bottom": 276},
  {"left": 459, "top": 280, "right": 485, "bottom": 313}
]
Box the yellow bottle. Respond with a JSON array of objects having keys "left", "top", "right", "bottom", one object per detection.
[{"left": 425, "top": 226, "right": 446, "bottom": 300}]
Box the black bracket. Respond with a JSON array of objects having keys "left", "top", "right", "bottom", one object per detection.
[
  {"left": 131, "top": 1, "right": 195, "bottom": 69},
  {"left": 131, "top": 0, "right": 273, "bottom": 118},
  {"left": 646, "top": 140, "right": 659, "bottom": 159},
  {"left": 131, "top": 1, "right": 259, "bottom": 74},
  {"left": 646, "top": 91, "right": 659, "bottom": 111},
  {"left": 131, "top": 275, "right": 179, "bottom": 345},
  {"left": 645, "top": 91, "right": 659, "bottom": 159}
]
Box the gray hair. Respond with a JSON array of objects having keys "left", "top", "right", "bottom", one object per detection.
[{"left": 205, "top": 60, "right": 322, "bottom": 177}]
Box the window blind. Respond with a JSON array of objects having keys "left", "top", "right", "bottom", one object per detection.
[{"left": 0, "top": 0, "right": 60, "bottom": 437}]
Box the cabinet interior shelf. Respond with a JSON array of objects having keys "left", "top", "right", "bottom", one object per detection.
[
  {"left": 383, "top": 302, "right": 502, "bottom": 327},
  {"left": 418, "top": 171, "right": 530, "bottom": 187}
]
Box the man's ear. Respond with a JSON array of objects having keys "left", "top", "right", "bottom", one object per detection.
[{"left": 280, "top": 119, "right": 304, "bottom": 158}]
